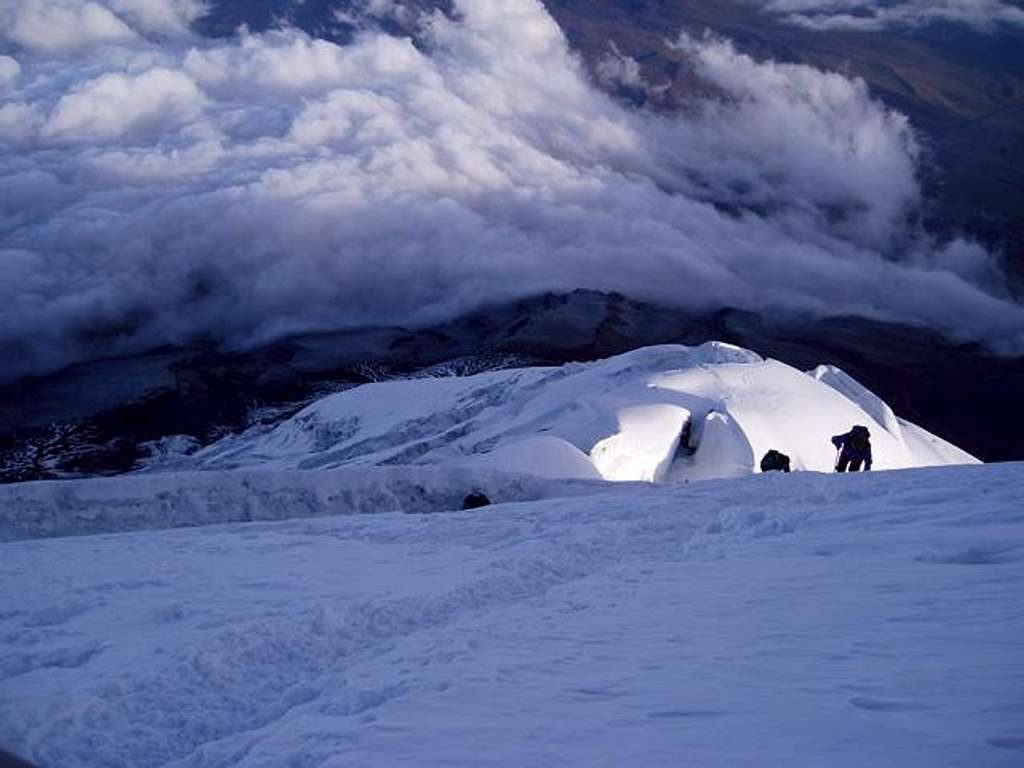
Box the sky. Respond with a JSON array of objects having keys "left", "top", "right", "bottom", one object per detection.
[{"left": 0, "top": 0, "right": 1022, "bottom": 383}]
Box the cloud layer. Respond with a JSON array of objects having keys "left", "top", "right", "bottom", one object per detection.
[
  {"left": 1, "top": 0, "right": 1022, "bottom": 383},
  {"left": 757, "top": 0, "right": 1024, "bottom": 32}
]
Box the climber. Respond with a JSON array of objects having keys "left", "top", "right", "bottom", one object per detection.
[{"left": 832, "top": 425, "right": 873, "bottom": 472}]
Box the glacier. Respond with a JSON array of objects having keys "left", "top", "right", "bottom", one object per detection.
[
  {"left": 182, "top": 342, "right": 976, "bottom": 481},
  {"left": 1, "top": 342, "right": 1018, "bottom": 767}
]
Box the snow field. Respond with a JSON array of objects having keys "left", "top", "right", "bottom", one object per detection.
[
  {"left": 0, "top": 342, "right": 1001, "bottom": 766},
  {"left": 1, "top": 463, "right": 1022, "bottom": 767},
  {"left": 182, "top": 343, "right": 977, "bottom": 484}
]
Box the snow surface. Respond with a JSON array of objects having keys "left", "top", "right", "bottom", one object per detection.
[
  {"left": 182, "top": 343, "right": 977, "bottom": 482},
  {"left": 2, "top": 463, "right": 1023, "bottom": 767},
  {"left": 0, "top": 467, "right": 610, "bottom": 543},
  {"left": 0, "top": 342, "right": 999, "bottom": 766}
]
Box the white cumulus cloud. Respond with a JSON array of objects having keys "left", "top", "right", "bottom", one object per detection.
[
  {"left": 0, "top": 0, "right": 1021, "bottom": 383},
  {"left": 106, "top": 0, "right": 207, "bottom": 36},
  {"left": 0, "top": 0, "right": 204, "bottom": 55},
  {"left": 43, "top": 67, "right": 204, "bottom": 141},
  {"left": 756, "top": 0, "right": 1024, "bottom": 32},
  {"left": 0, "top": 55, "right": 21, "bottom": 91},
  {"left": 0, "top": 1, "right": 138, "bottom": 54}
]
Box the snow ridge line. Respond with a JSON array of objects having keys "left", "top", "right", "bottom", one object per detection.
[{"left": 0, "top": 467, "right": 613, "bottom": 542}]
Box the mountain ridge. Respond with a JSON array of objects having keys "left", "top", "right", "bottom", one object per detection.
[{"left": 2, "top": 291, "right": 1020, "bottom": 484}]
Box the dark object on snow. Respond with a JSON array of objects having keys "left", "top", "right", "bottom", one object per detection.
[
  {"left": 462, "top": 492, "right": 491, "bottom": 510},
  {"left": 832, "top": 425, "right": 873, "bottom": 472},
  {"left": 760, "top": 450, "right": 791, "bottom": 473}
]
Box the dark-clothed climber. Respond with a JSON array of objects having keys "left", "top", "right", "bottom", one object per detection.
[{"left": 832, "top": 425, "right": 873, "bottom": 472}]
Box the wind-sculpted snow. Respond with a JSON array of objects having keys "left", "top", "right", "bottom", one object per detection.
[
  {"left": 811, "top": 363, "right": 902, "bottom": 441},
  {"left": 185, "top": 342, "right": 977, "bottom": 482},
  {"left": 0, "top": 466, "right": 610, "bottom": 543},
  {"left": 1, "top": 463, "right": 1022, "bottom": 766},
  {"left": 0, "top": 342, "right": 976, "bottom": 541}
]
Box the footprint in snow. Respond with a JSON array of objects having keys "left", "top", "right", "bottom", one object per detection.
[
  {"left": 570, "top": 687, "right": 629, "bottom": 701},
  {"left": 648, "top": 709, "right": 730, "bottom": 720},
  {"left": 849, "top": 696, "right": 931, "bottom": 712},
  {"left": 915, "top": 544, "right": 1019, "bottom": 565},
  {"left": 987, "top": 737, "right": 1024, "bottom": 752},
  {"left": 0, "top": 643, "right": 105, "bottom": 678},
  {"left": 22, "top": 601, "right": 93, "bottom": 628}
]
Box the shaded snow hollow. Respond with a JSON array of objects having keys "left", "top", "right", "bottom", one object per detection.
[{"left": 187, "top": 342, "right": 977, "bottom": 481}]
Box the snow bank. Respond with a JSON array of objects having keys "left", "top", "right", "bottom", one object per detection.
[
  {"left": 0, "top": 467, "right": 611, "bottom": 543},
  {"left": 183, "top": 342, "right": 977, "bottom": 482},
  {"left": 466, "top": 436, "right": 604, "bottom": 481}
]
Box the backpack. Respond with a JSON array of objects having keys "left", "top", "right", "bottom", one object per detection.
[
  {"left": 760, "top": 450, "right": 791, "bottom": 473},
  {"left": 850, "top": 427, "right": 870, "bottom": 452},
  {"left": 463, "top": 492, "right": 491, "bottom": 510}
]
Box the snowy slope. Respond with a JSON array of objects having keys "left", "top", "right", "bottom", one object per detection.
[
  {"left": 185, "top": 343, "right": 977, "bottom": 481},
  {"left": 0, "top": 342, "right": 1000, "bottom": 766},
  {"left": 0, "top": 342, "right": 977, "bottom": 544},
  {"left": 0, "top": 466, "right": 612, "bottom": 543},
  {"left": 1, "top": 463, "right": 1023, "bottom": 767}
]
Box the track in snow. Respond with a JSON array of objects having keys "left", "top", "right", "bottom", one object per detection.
[{"left": 1, "top": 463, "right": 1023, "bottom": 767}]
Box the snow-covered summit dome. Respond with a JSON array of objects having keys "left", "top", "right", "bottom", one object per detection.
[{"left": 189, "top": 342, "right": 977, "bottom": 482}]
